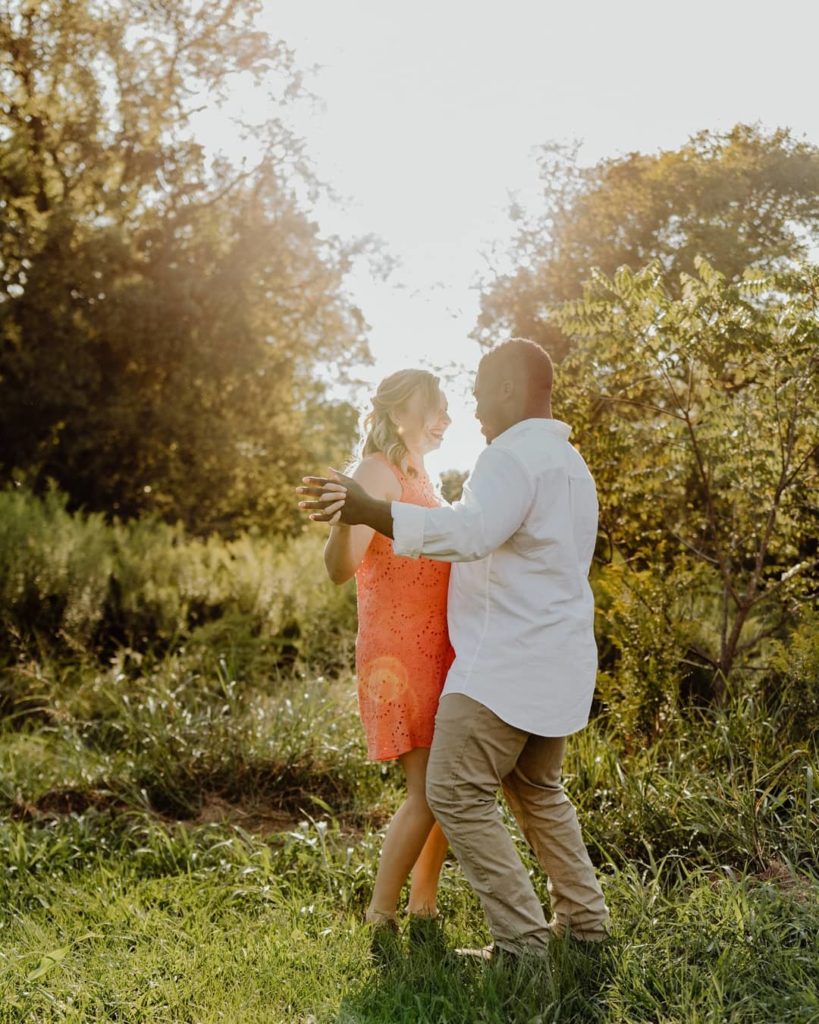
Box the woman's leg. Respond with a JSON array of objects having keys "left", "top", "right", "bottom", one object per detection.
[
  {"left": 366, "top": 747, "right": 438, "bottom": 922},
  {"left": 407, "top": 822, "right": 448, "bottom": 916}
]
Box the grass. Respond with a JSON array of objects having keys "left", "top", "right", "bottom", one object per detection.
[
  {"left": 0, "top": 812, "right": 816, "bottom": 1023},
  {"left": 0, "top": 657, "right": 817, "bottom": 1022}
]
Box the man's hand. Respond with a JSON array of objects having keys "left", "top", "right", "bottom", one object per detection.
[
  {"left": 297, "top": 469, "right": 396, "bottom": 538},
  {"left": 297, "top": 469, "right": 366, "bottom": 525}
]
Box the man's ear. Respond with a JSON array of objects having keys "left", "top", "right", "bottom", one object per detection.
[{"left": 500, "top": 378, "right": 515, "bottom": 400}]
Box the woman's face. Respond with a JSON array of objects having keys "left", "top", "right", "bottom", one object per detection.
[{"left": 394, "top": 387, "right": 451, "bottom": 456}]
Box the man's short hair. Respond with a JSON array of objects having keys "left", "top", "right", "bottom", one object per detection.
[{"left": 479, "top": 338, "right": 553, "bottom": 396}]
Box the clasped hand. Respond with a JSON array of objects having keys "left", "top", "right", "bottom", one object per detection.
[{"left": 296, "top": 470, "right": 366, "bottom": 525}]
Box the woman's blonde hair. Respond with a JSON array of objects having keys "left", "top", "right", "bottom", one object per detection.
[{"left": 360, "top": 369, "right": 442, "bottom": 475}]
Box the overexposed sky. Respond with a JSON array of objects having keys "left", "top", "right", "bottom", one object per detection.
[{"left": 198, "top": 0, "right": 819, "bottom": 475}]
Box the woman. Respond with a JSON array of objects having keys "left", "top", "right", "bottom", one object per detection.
[{"left": 321, "top": 369, "right": 454, "bottom": 942}]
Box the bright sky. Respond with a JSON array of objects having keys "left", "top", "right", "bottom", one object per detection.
[{"left": 197, "top": 0, "right": 819, "bottom": 477}]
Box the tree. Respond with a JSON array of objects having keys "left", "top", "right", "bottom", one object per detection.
[
  {"left": 554, "top": 258, "right": 819, "bottom": 696},
  {"left": 477, "top": 126, "right": 819, "bottom": 360},
  {"left": 0, "top": 0, "right": 368, "bottom": 534},
  {"left": 439, "top": 468, "right": 467, "bottom": 504}
]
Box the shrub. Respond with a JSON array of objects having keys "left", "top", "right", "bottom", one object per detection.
[
  {"left": 594, "top": 559, "right": 691, "bottom": 745},
  {"left": 0, "top": 485, "right": 356, "bottom": 676},
  {"left": 767, "top": 609, "right": 819, "bottom": 739}
]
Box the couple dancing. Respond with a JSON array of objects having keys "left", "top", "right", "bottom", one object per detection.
[{"left": 298, "top": 338, "right": 610, "bottom": 962}]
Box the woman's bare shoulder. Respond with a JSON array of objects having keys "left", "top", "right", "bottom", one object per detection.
[{"left": 352, "top": 454, "right": 403, "bottom": 501}]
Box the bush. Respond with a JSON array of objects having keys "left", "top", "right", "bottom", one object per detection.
[
  {"left": 0, "top": 485, "right": 356, "bottom": 674},
  {"left": 0, "top": 485, "right": 113, "bottom": 651},
  {"left": 594, "top": 559, "right": 692, "bottom": 745},
  {"left": 767, "top": 609, "right": 819, "bottom": 739}
]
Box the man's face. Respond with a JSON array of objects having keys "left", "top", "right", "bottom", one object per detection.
[{"left": 473, "top": 367, "right": 503, "bottom": 444}]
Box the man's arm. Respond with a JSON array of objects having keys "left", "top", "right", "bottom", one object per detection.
[
  {"left": 393, "top": 446, "right": 534, "bottom": 561},
  {"left": 298, "top": 446, "right": 534, "bottom": 562}
]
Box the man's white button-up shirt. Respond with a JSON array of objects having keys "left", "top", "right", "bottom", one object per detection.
[{"left": 392, "top": 417, "right": 599, "bottom": 737}]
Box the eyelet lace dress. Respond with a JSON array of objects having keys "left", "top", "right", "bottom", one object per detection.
[{"left": 354, "top": 454, "right": 455, "bottom": 761}]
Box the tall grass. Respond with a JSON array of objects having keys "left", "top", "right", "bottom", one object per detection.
[
  {"left": 0, "top": 485, "right": 356, "bottom": 670},
  {"left": 0, "top": 667, "right": 393, "bottom": 829},
  {"left": 1, "top": 686, "right": 816, "bottom": 1022}
]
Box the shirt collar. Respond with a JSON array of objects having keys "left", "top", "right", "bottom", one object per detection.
[{"left": 493, "top": 417, "right": 572, "bottom": 444}]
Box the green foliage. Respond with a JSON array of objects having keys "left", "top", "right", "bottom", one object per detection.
[
  {"left": 1, "top": 847, "right": 817, "bottom": 1021},
  {"left": 557, "top": 260, "right": 818, "bottom": 694},
  {"left": 0, "top": 0, "right": 367, "bottom": 534},
  {"left": 567, "top": 694, "right": 818, "bottom": 871},
  {"left": 0, "top": 485, "right": 113, "bottom": 652},
  {"left": 439, "top": 468, "right": 468, "bottom": 504},
  {"left": 593, "top": 560, "right": 692, "bottom": 745},
  {"left": 477, "top": 125, "right": 819, "bottom": 358},
  {"left": 0, "top": 485, "right": 357, "bottom": 671},
  {"left": 767, "top": 608, "right": 819, "bottom": 739}
]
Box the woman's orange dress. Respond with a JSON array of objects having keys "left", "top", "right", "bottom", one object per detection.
[{"left": 355, "top": 454, "right": 455, "bottom": 762}]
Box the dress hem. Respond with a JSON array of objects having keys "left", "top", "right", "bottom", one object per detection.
[{"left": 366, "top": 743, "right": 432, "bottom": 763}]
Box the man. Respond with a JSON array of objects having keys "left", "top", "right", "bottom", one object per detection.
[{"left": 298, "top": 338, "right": 610, "bottom": 959}]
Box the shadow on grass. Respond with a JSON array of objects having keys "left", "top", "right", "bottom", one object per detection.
[{"left": 336, "top": 936, "right": 613, "bottom": 1024}]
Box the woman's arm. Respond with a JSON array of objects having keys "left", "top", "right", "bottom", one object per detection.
[{"left": 323, "top": 457, "right": 402, "bottom": 584}]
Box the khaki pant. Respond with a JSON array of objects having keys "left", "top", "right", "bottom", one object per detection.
[{"left": 426, "top": 693, "right": 610, "bottom": 954}]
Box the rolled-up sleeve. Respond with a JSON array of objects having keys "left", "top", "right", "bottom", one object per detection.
[
  {"left": 392, "top": 501, "right": 428, "bottom": 559},
  {"left": 392, "top": 446, "right": 534, "bottom": 562}
]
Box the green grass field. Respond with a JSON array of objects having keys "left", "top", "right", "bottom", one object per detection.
[{"left": 1, "top": 662, "right": 817, "bottom": 1023}]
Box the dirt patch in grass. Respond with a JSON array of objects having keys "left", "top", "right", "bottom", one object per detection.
[
  {"left": 10, "top": 786, "right": 129, "bottom": 819},
  {"left": 753, "top": 858, "right": 818, "bottom": 903},
  {"left": 707, "top": 858, "right": 817, "bottom": 903},
  {"left": 176, "top": 792, "right": 378, "bottom": 839},
  {"left": 182, "top": 793, "right": 303, "bottom": 835},
  {"left": 7, "top": 783, "right": 381, "bottom": 840}
]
